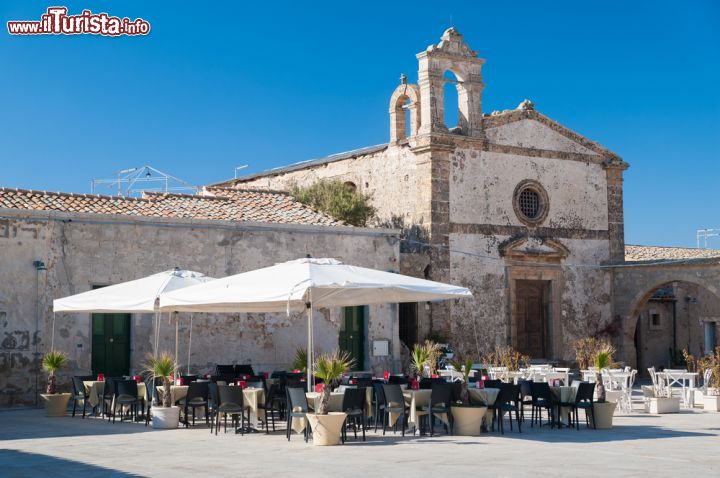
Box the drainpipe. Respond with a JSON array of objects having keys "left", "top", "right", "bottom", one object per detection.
[{"left": 32, "top": 260, "right": 47, "bottom": 406}]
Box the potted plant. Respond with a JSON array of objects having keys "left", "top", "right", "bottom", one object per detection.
[
  {"left": 410, "top": 343, "right": 430, "bottom": 382},
  {"left": 40, "top": 350, "right": 71, "bottom": 417},
  {"left": 699, "top": 346, "right": 720, "bottom": 412},
  {"left": 306, "top": 350, "right": 353, "bottom": 445},
  {"left": 292, "top": 347, "right": 308, "bottom": 372},
  {"left": 590, "top": 342, "right": 618, "bottom": 428},
  {"left": 144, "top": 352, "right": 180, "bottom": 429},
  {"left": 450, "top": 357, "right": 487, "bottom": 436}
]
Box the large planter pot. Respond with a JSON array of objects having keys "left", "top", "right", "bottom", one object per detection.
[
  {"left": 701, "top": 393, "right": 720, "bottom": 412},
  {"left": 645, "top": 397, "right": 680, "bottom": 414},
  {"left": 151, "top": 406, "right": 180, "bottom": 429},
  {"left": 41, "top": 393, "right": 71, "bottom": 417},
  {"left": 590, "top": 401, "right": 617, "bottom": 429},
  {"left": 451, "top": 405, "right": 487, "bottom": 436},
  {"left": 306, "top": 412, "right": 347, "bottom": 446}
]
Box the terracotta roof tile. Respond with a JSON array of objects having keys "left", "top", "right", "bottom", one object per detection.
[
  {"left": 625, "top": 245, "right": 720, "bottom": 262},
  {"left": 0, "top": 187, "right": 339, "bottom": 227}
]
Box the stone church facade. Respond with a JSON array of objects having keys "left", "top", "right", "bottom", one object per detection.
[{"left": 224, "top": 28, "right": 720, "bottom": 365}]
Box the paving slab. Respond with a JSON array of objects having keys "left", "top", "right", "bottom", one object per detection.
[{"left": 1, "top": 408, "right": 719, "bottom": 477}]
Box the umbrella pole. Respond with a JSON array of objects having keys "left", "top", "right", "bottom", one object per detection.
[
  {"left": 306, "top": 302, "right": 312, "bottom": 392},
  {"left": 187, "top": 314, "right": 193, "bottom": 375},
  {"left": 174, "top": 312, "right": 179, "bottom": 367}
]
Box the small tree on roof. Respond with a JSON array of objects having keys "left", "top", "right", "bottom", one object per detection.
[{"left": 291, "top": 180, "right": 376, "bottom": 227}]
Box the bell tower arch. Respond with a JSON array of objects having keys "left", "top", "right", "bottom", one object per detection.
[{"left": 416, "top": 27, "right": 485, "bottom": 138}]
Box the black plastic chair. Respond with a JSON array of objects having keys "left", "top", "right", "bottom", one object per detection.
[
  {"left": 484, "top": 379, "right": 503, "bottom": 389},
  {"left": 372, "top": 382, "right": 386, "bottom": 432},
  {"left": 518, "top": 379, "right": 534, "bottom": 422},
  {"left": 494, "top": 383, "right": 522, "bottom": 434},
  {"left": 215, "top": 365, "right": 235, "bottom": 376},
  {"left": 101, "top": 377, "right": 120, "bottom": 420},
  {"left": 71, "top": 375, "right": 94, "bottom": 418},
  {"left": 381, "top": 384, "right": 409, "bottom": 436},
  {"left": 426, "top": 382, "right": 454, "bottom": 436},
  {"left": 419, "top": 377, "right": 445, "bottom": 389},
  {"left": 113, "top": 380, "right": 141, "bottom": 424},
  {"left": 180, "top": 375, "right": 198, "bottom": 384},
  {"left": 530, "top": 381, "right": 556, "bottom": 428},
  {"left": 567, "top": 382, "right": 596, "bottom": 430},
  {"left": 235, "top": 364, "right": 255, "bottom": 378},
  {"left": 207, "top": 382, "right": 220, "bottom": 434},
  {"left": 341, "top": 387, "right": 367, "bottom": 441},
  {"left": 257, "top": 383, "right": 284, "bottom": 433},
  {"left": 178, "top": 382, "right": 209, "bottom": 427},
  {"left": 216, "top": 385, "right": 247, "bottom": 435},
  {"left": 286, "top": 387, "right": 310, "bottom": 442}
]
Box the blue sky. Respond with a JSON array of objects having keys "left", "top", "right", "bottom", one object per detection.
[{"left": 1, "top": 1, "right": 718, "bottom": 247}]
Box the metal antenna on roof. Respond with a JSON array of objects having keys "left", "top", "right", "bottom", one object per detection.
[
  {"left": 697, "top": 228, "right": 720, "bottom": 248},
  {"left": 90, "top": 166, "right": 198, "bottom": 197}
]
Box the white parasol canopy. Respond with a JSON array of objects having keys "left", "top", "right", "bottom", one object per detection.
[
  {"left": 53, "top": 268, "right": 214, "bottom": 366},
  {"left": 159, "top": 258, "right": 472, "bottom": 387},
  {"left": 53, "top": 268, "right": 214, "bottom": 313}
]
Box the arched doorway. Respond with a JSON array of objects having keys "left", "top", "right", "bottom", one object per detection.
[{"left": 629, "top": 280, "right": 720, "bottom": 374}]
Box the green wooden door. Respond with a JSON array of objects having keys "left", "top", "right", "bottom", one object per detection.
[
  {"left": 339, "top": 306, "right": 365, "bottom": 370},
  {"left": 91, "top": 313, "right": 131, "bottom": 377}
]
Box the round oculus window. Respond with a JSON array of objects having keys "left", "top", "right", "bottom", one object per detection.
[{"left": 513, "top": 181, "right": 549, "bottom": 226}]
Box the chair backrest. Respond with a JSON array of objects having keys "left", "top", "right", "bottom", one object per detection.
[
  {"left": 235, "top": 364, "right": 255, "bottom": 377},
  {"left": 497, "top": 383, "right": 520, "bottom": 404},
  {"left": 382, "top": 384, "right": 405, "bottom": 407},
  {"left": 530, "top": 381, "right": 552, "bottom": 401},
  {"left": 271, "top": 370, "right": 287, "bottom": 379},
  {"left": 286, "top": 387, "right": 309, "bottom": 413},
  {"left": 215, "top": 365, "right": 235, "bottom": 376},
  {"left": 342, "top": 387, "right": 366, "bottom": 413},
  {"left": 116, "top": 379, "right": 138, "bottom": 398},
  {"left": 208, "top": 382, "right": 219, "bottom": 408},
  {"left": 519, "top": 379, "right": 533, "bottom": 399},
  {"left": 72, "top": 376, "right": 93, "bottom": 396},
  {"left": 647, "top": 367, "right": 658, "bottom": 388},
  {"left": 419, "top": 377, "right": 444, "bottom": 389},
  {"left": 373, "top": 382, "right": 386, "bottom": 405},
  {"left": 430, "top": 382, "right": 453, "bottom": 407},
  {"left": 186, "top": 382, "right": 209, "bottom": 401},
  {"left": 217, "top": 385, "right": 244, "bottom": 408},
  {"left": 574, "top": 382, "right": 595, "bottom": 404},
  {"left": 286, "top": 376, "right": 304, "bottom": 389},
  {"left": 450, "top": 381, "right": 463, "bottom": 402},
  {"left": 484, "top": 379, "right": 502, "bottom": 389},
  {"left": 180, "top": 375, "right": 198, "bottom": 384},
  {"left": 103, "top": 378, "right": 118, "bottom": 398},
  {"left": 354, "top": 377, "right": 373, "bottom": 388},
  {"left": 388, "top": 375, "right": 408, "bottom": 385}
]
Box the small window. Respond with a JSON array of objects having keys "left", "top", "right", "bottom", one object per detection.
[
  {"left": 513, "top": 180, "right": 549, "bottom": 226},
  {"left": 649, "top": 312, "right": 662, "bottom": 330},
  {"left": 518, "top": 189, "right": 540, "bottom": 219}
]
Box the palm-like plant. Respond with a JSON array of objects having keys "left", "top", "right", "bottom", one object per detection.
[
  {"left": 292, "top": 347, "right": 308, "bottom": 372},
  {"left": 42, "top": 350, "right": 67, "bottom": 394},
  {"left": 313, "top": 351, "right": 354, "bottom": 415},
  {"left": 593, "top": 343, "right": 616, "bottom": 403},
  {"left": 450, "top": 356, "right": 475, "bottom": 405},
  {"left": 144, "top": 352, "right": 176, "bottom": 408},
  {"left": 410, "top": 344, "right": 430, "bottom": 378}
]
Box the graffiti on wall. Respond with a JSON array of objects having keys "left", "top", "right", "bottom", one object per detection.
[{"left": 0, "top": 218, "right": 40, "bottom": 240}]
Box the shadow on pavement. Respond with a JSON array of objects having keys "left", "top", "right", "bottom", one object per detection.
[{"left": 0, "top": 450, "right": 145, "bottom": 477}]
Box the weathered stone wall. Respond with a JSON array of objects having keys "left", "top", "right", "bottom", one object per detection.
[
  {"left": 238, "top": 145, "right": 426, "bottom": 229},
  {"left": 0, "top": 210, "right": 400, "bottom": 407}
]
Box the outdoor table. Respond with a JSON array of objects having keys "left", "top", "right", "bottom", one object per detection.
[
  {"left": 550, "top": 386, "right": 576, "bottom": 427},
  {"left": 468, "top": 387, "right": 500, "bottom": 426},
  {"left": 83, "top": 381, "right": 147, "bottom": 410},
  {"left": 385, "top": 389, "right": 448, "bottom": 432},
  {"left": 657, "top": 370, "right": 698, "bottom": 407},
  {"left": 157, "top": 385, "right": 266, "bottom": 425}
]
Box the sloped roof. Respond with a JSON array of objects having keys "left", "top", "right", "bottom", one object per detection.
[
  {"left": 625, "top": 245, "right": 720, "bottom": 262},
  {"left": 0, "top": 187, "right": 339, "bottom": 226}
]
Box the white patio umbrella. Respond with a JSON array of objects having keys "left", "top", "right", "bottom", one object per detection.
[
  {"left": 53, "top": 268, "right": 215, "bottom": 366},
  {"left": 158, "top": 258, "right": 472, "bottom": 389}
]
